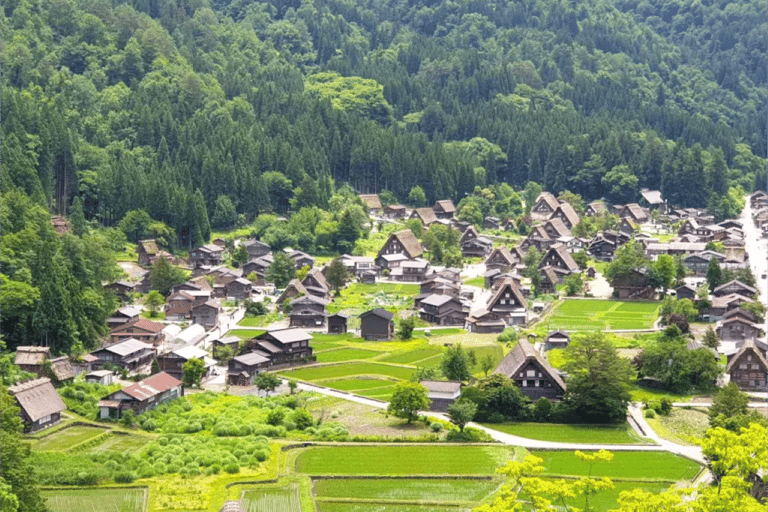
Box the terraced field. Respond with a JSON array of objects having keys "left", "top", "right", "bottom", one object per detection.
[
  {"left": 43, "top": 488, "right": 146, "bottom": 512},
  {"left": 34, "top": 426, "right": 108, "bottom": 451},
  {"left": 546, "top": 299, "right": 660, "bottom": 330}
]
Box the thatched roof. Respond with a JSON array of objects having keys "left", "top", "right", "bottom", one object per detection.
[
  {"left": 9, "top": 378, "right": 66, "bottom": 422},
  {"left": 493, "top": 338, "right": 566, "bottom": 392}
]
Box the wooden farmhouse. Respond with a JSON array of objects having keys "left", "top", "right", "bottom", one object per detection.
[
  {"left": 726, "top": 339, "right": 768, "bottom": 391},
  {"left": 104, "top": 281, "right": 136, "bottom": 301},
  {"left": 619, "top": 203, "right": 649, "bottom": 223},
  {"left": 189, "top": 244, "right": 225, "bottom": 267},
  {"left": 289, "top": 250, "right": 315, "bottom": 270},
  {"left": 549, "top": 203, "right": 580, "bottom": 230},
  {"left": 543, "top": 218, "right": 571, "bottom": 239},
  {"left": 485, "top": 247, "right": 518, "bottom": 273},
  {"left": 359, "top": 309, "right": 395, "bottom": 341},
  {"left": 585, "top": 201, "right": 607, "bottom": 217},
  {"left": 418, "top": 295, "right": 467, "bottom": 326},
  {"left": 433, "top": 200, "right": 457, "bottom": 219},
  {"left": 327, "top": 313, "right": 349, "bottom": 334},
  {"left": 14, "top": 346, "right": 51, "bottom": 374},
  {"left": 107, "top": 305, "right": 143, "bottom": 329},
  {"left": 99, "top": 372, "right": 183, "bottom": 419},
  {"left": 544, "top": 330, "right": 570, "bottom": 349},
  {"left": 110, "top": 318, "right": 165, "bottom": 345},
  {"left": 156, "top": 346, "right": 216, "bottom": 381},
  {"left": 531, "top": 192, "right": 560, "bottom": 219},
  {"left": 485, "top": 278, "right": 527, "bottom": 325},
  {"left": 212, "top": 335, "right": 241, "bottom": 358},
  {"left": 375, "top": 230, "right": 424, "bottom": 270},
  {"left": 465, "top": 308, "right": 506, "bottom": 333},
  {"left": 713, "top": 280, "right": 757, "bottom": 299},
  {"left": 384, "top": 204, "right": 407, "bottom": 218},
  {"left": 252, "top": 329, "right": 314, "bottom": 365},
  {"left": 359, "top": 194, "right": 382, "bottom": 214},
  {"left": 227, "top": 352, "right": 271, "bottom": 385},
  {"left": 420, "top": 380, "right": 462, "bottom": 412},
  {"left": 410, "top": 207, "right": 439, "bottom": 227},
  {"left": 288, "top": 295, "right": 329, "bottom": 328},
  {"left": 493, "top": 338, "right": 566, "bottom": 400},
  {"left": 539, "top": 244, "right": 580, "bottom": 275},
  {"left": 611, "top": 269, "right": 655, "bottom": 300},
  {"left": 91, "top": 338, "right": 156, "bottom": 371},
  {"left": 9, "top": 378, "right": 67, "bottom": 432},
  {"left": 191, "top": 300, "right": 222, "bottom": 330},
  {"left": 242, "top": 239, "right": 271, "bottom": 259}
]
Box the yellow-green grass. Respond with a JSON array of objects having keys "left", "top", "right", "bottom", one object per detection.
[
  {"left": 86, "top": 433, "right": 152, "bottom": 454},
  {"left": 354, "top": 386, "right": 396, "bottom": 400},
  {"left": 33, "top": 426, "right": 108, "bottom": 451},
  {"left": 43, "top": 488, "right": 146, "bottom": 512},
  {"left": 317, "top": 504, "right": 459, "bottom": 512},
  {"left": 238, "top": 316, "right": 268, "bottom": 327},
  {"left": 313, "top": 478, "right": 499, "bottom": 502},
  {"left": 628, "top": 378, "right": 695, "bottom": 403},
  {"left": 328, "top": 283, "right": 420, "bottom": 314},
  {"left": 225, "top": 329, "right": 267, "bottom": 340},
  {"left": 278, "top": 362, "right": 415, "bottom": 381},
  {"left": 546, "top": 300, "right": 660, "bottom": 330},
  {"left": 428, "top": 328, "right": 465, "bottom": 336},
  {"left": 463, "top": 276, "right": 485, "bottom": 288},
  {"left": 520, "top": 480, "right": 672, "bottom": 511},
  {"left": 316, "top": 348, "right": 381, "bottom": 363},
  {"left": 644, "top": 408, "right": 710, "bottom": 446},
  {"left": 531, "top": 450, "right": 700, "bottom": 480},
  {"left": 242, "top": 482, "right": 301, "bottom": 512},
  {"left": 480, "top": 422, "right": 648, "bottom": 444},
  {"left": 379, "top": 348, "right": 443, "bottom": 365},
  {"left": 322, "top": 378, "right": 397, "bottom": 391},
  {"left": 311, "top": 333, "right": 357, "bottom": 343},
  {"left": 295, "top": 445, "right": 512, "bottom": 475},
  {"left": 141, "top": 311, "right": 166, "bottom": 320},
  {"left": 312, "top": 341, "right": 346, "bottom": 352}
]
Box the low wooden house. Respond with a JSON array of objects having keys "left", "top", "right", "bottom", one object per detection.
[
  {"left": 418, "top": 295, "right": 467, "bottom": 326},
  {"left": 191, "top": 300, "right": 222, "bottom": 330},
  {"left": 156, "top": 346, "right": 216, "bottom": 381},
  {"left": 531, "top": 192, "right": 560, "bottom": 219},
  {"left": 585, "top": 202, "right": 607, "bottom": 217},
  {"left": 242, "top": 239, "right": 271, "bottom": 259},
  {"left": 91, "top": 338, "right": 156, "bottom": 371},
  {"left": 104, "top": 281, "right": 136, "bottom": 301},
  {"left": 544, "top": 330, "right": 570, "bottom": 349},
  {"left": 433, "top": 200, "right": 457, "bottom": 219},
  {"left": 189, "top": 244, "right": 225, "bottom": 267},
  {"left": 684, "top": 251, "right": 725, "bottom": 277},
  {"left": 675, "top": 284, "right": 697, "bottom": 301},
  {"left": 98, "top": 372, "right": 183, "bottom": 419},
  {"left": 716, "top": 316, "right": 764, "bottom": 342},
  {"left": 708, "top": 294, "right": 752, "bottom": 320},
  {"left": 227, "top": 352, "right": 271, "bottom": 385},
  {"left": 86, "top": 370, "right": 114, "bottom": 385},
  {"left": 327, "top": 313, "right": 349, "bottom": 334},
  {"left": 49, "top": 356, "right": 75, "bottom": 383},
  {"left": 410, "top": 207, "right": 439, "bottom": 227},
  {"left": 549, "top": 203, "right": 580, "bottom": 230},
  {"left": 713, "top": 280, "right": 757, "bottom": 299},
  {"left": 485, "top": 247, "right": 518, "bottom": 273},
  {"left": 420, "top": 380, "right": 462, "bottom": 412},
  {"left": 107, "top": 306, "right": 143, "bottom": 329},
  {"left": 503, "top": 218, "right": 517, "bottom": 231},
  {"left": 640, "top": 189, "right": 664, "bottom": 211},
  {"left": 289, "top": 250, "right": 315, "bottom": 270},
  {"left": 242, "top": 255, "right": 274, "bottom": 279},
  {"left": 14, "top": 346, "right": 51, "bottom": 374},
  {"left": 483, "top": 216, "right": 500, "bottom": 230},
  {"left": 543, "top": 218, "right": 571, "bottom": 239},
  {"left": 253, "top": 329, "right": 314, "bottom": 365},
  {"left": 375, "top": 230, "right": 424, "bottom": 269},
  {"left": 277, "top": 279, "right": 308, "bottom": 307},
  {"left": 619, "top": 203, "right": 649, "bottom": 223},
  {"left": 288, "top": 295, "right": 328, "bottom": 328},
  {"left": 461, "top": 236, "right": 493, "bottom": 258},
  {"left": 611, "top": 269, "right": 654, "bottom": 300},
  {"left": 384, "top": 204, "right": 407, "bottom": 218},
  {"left": 9, "top": 378, "right": 67, "bottom": 432},
  {"left": 212, "top": 336, "right": 241, "bottom": 359},
  {"left": 225, "top": 277, "right": 252, "bottom": 300},
  {"left": 359, "top": 194, "right": 382, "bottom": 214},
  {"left": 726, "top": 339, "right": 768, "bottom": 391},
  {"left": 389, "top": 259, "right": 432, "bottom": 282},
  {"left": 360, "top": 309, "right": 394, "bottom": 341},
  {"left": 165, "top": 291, "right": 196, "bottom": 320},
  {"left": 486, "top": 278, "right": 527, "bottom": 325},
  {"left": 302, "top": 268, "right": 330, "bottom": 298},
  {"left": 465, "top": 308, "right": 506, "bottom": 333},
  {"left": 493, "top": 338, "right": 566, "bottom": 400},
  {"left": 110, "top": 318, "right": 165, "bottom": 346},
  {"left": 538, "top": 244, "right": 580, "bottom": 275}
]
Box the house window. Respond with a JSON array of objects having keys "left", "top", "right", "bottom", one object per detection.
[
  {"left": 527, "top": 380, "right": 536, "bottom": 388},
  {"left": 39, "top": 414, "right": 51, "bottom": 424},
  {"left": 739, "top": 364, "right": 747, "bottom": 369},
  {"left": 526, "top": 370, "right": 536, "bottom": 377}
]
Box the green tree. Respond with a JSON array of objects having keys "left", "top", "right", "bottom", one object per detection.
[
  {"left": 387, "top": 381, "right": 430, "bottom": 424},
  {"left": 523, "top": 181, "right": 543, "bottom": 214},
  {"left": 480, "top": 354, "right": 496, "bottom": 376},
  {"left": 650, "top": 254, "right": 676, "bottom": 294},
  {"left": 255, "top": 372, "right": 281, "bottom": 395},
  {"left": 604, "top": 241, "right": 649, "bottom": 285},
  {"left": 397, "top": 315, "right": 416, "bottom": 340},
  {"left": 144, "top": 290, "right": 164, "bottom": 317},
  {"left": 211, "top": 195, "right": 237, "bottom": 229},
  {"left": 709, "top": 382, "right": 748, "bottom": 424},
  {"left": 564, "top": 273, "right": 583, "bottom": 296},
  {"left": 407, "top": 185, "right": 427, "bottom": 207},
  {"left": 562, "top": 333, "right": 633, "bottom": 423},
  {"left": 288, "top": 380, "right": 298, "bottom": 395},
  {"left": 68, "top": 197, "right": 87, "bottom": 237},
  {"left": 706, "top": 257, "right": 723, "bottom": 292},
  {"left": 326, "top": 258, "right": 350, "bottom": 291},
  {"left": 701, "top": 424, "right": 767, "bottom": 498},
  {"left": 231, "top": 245, "right": 249, "bottom": 267},
  {"left": 0, "top": 384, "right": 47, "bottom": 512},
  {"left": 150, "top": 358, "right": 160, "bottom": 375},
  {"left": 149, "top": 256, "right": 187, "bottom": 296},
  {"left": 267, "top": 252, "right": 295, "bottom": 288},
  {"left": 448, "top": 399, "right": 477, "bottom": 432},
  {"left": 477, "top": 374, "right": 528, "bottom": 421},
  {"left": 440, "top": 344, "right": 472, "bottom": 381},
  {"left": 702, "top": 326, "right": 719, "bottom": 349},
  {"left": 182, "top": 357, "right": 205, "bottom": 388}
]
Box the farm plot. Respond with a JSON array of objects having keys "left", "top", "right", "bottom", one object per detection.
[
  {"left": 520, "top": 480, "right": 672, "bottom": 511},
  {"left": 279, "top": 362, "right": 415, "bottom": 382},
  {"left": 481, "top": 422, "right": 647, "bottom": 444},
  {"left": 43, "top": 488, "right": 146, "bottom": 512},
  {"left": 546, "top": 300, "right": 659, "bottom": 330},
  {"left": 316, "top": 348, "right": 381, "bottom": 363},
  {"left": 295, "top": 445, "right": 511, "bottom": 475},
  {"left": 533, "top": 450, "right": 700, "bottom": 480},
  {"left": 86, "top": 433, "right": 151, "bottom": 454},
  {"left": 317, "top": 505, "right": 458, "bottom": 512},
  {"left": 225, "top": 329, "right": 267, "bottom": 340},
  {"left": 241, "top": 483, "right": 301, "bottom": 512},
  {"left": 313, "top": 478, "right": 499, "bottom": 502},
  {"left": 379, "top": 348, "right": 443, "bottom": 365},
  {"left": 328, "top": 283, "right": 419, "bottom": 315},
  {"left": 33, "top": 426, "right": 108, "bottom": 451}
]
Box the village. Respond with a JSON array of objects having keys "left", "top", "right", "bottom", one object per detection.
[{"left": 7, "top": 189, "right": 768, "bottom": 512}]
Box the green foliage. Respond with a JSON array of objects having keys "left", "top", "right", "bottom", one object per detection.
[
  {"left": 564, "top": 273, "right": 584, "bottom": 296},
  {"left": 305, "top": 73, "right": 392, "bottom": 124},
  {"left": 182, "top": 357, "right": 205, "bottom": 388},
  {"left": 149, "top": 256, "right": 187, "bottom": 296},
  {"left": 267, "top": 252, "right": 295, "bottom": 288},
  {"left": 326, "top": 258, "right": 350, "bottom": 291},
  {"left": 59, "top": 381, "right": 120, "bottom": 420},
  {"left": 706, "top": 257, "right": 724, "bottom": 292},
  {"left": 396, "top": 315, "right": 416, "bottom": 340},
  {"left": 638, "top": 330, "right": 720, "bottom": 394},
  {"left": 387, "top": 382, "right": 430, "bottom": 424},
  {"left": 421, "top": 224, "right": 461, "bottom": 265},
  {"left": 440, "top": 344, "right": 472, "bottom": 381},
  {"left": 144, "top": 290, "right": 164, "bottom": 316},
  {"left": 448, "top": 399, "right": 477, "bottom": 432},
  {"left": 407, "top": 186, "right": 427, "bottom": 207},
  {"left": 255, "top": 372, "right": 281, "bottom": 394}
]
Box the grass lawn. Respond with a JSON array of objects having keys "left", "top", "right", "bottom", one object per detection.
[
  {"left": 141, "top": 311, "right": 166, "bottom": 320},
  {"left": 278, "top": 362, "right": 415, "bottom": 382},
  {"left": 428, "top": 328, "right": 465, "bottom": 337},
  {"left": 532, "top": 450, "right": 700, "bottom": 480},
  {"left": 311, "top": 333, "right": 357, "bottom": 343},
  {"left": 328, "top": 283, "right": 419, "bottom": 315},
  {"left": 322, "top": 378, "right": 396, "bottom": 391},
  {"left": 316, "top": 348, "right": 381, "bottom": 363},
  {"left": 225, "top": 328, "right": 266, "bottom": 340},
  {"left": 628, "top": 379, "right": 695, "bottom": 403},
  {"left": 238, "top": 316, "right": 267, "bottom": 327},
  {"left": 43, "top": 488, "right": 146, "bottom": 512},
  {"left": 86, "top": 433, "right": 152, "bottom": 454},
  {"left": 33, "top": 426, "right": 108, "bottom": 451},
  {"left": 645, "top": 408, "right": 710, "bottom": 446},
  {"left": 241, "top": 483, "right": 301, "bottom": 512},
  {"left": 520, "top": 480, "right": 672, "bottom": 511},
  {"left": 295, "top": 445, "right": 512, "bottom": 475},
  {"left": 481, "top": 422, "right": 647, "bottom": 444},
  {"left": 546, "top": 299, "right": 659, "bottom": 330},
  {"left": 312, "top": 341, "right": 345, "bottom": 352},
  {"left": 313, "top": 478, "right": 499, "bottom": 502},
  {"left": 354, "top": 385, "right": 396, "bottom": 400},
  {"left": 379, "top": 348, "right": 443, "bottom": 365},
  {"left": 463, "top": 276, "right": 485, "bottom": 288}
]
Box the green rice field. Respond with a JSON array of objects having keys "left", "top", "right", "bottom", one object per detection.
[
  {"left": 225, "top": 328, "right": 267, "bottom": 340},
  {"left": 86, "top": 433, "right": 151, "bottom": 454},
  {"left": 43, "top": 488, "right": 146, "bottom": 512},
  {"left": 379, "top": 348, "right": 443, "bottom": 365},
  {"left": 322, "top": 378, "right": 396, "bottom": 391},
  {"left": 520, "top": 480, "right": 672, "bottom": 511},
  {"left": 533, "top": 450, "right": 700, "bottom": 480},
  {"left": 481, "top": 422, "right": 647, "bottom": 444},
  {"left": 295, "top": 445, "right": 511, "bottom": 475},
  {"left": 34, "top": 426, "right": 108, "bottom": 451},
  {"left": 316, "top": 348, "right": 381, "bottom": 363},
  {"left": 313, "top": 478, "right": 499, "bottom": 502},
  {"left": 279, "top": 362, "right": 415, "bottom": 382},
  {"left": 546, "top": 300, "right": 660, "bottom": 330},
  {"left": 317, "top": 504, "right": 458, "bottom": 512},
  {"left": 242, "top": 483, "right": 301, "bottom": 512}
]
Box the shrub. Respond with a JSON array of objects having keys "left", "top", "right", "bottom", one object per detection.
[
  {"left": 645, "top": 409, "right": 656, "bottom": 419},
  {"left": 114, "top": 471, "right": 137, "bottom": 483},
  {"left": 224, "top": 463, "right": 240, "bottom": 474},
  {"left": 659, "top": 397, "right": 673, "bottom": 416},
  {"left": 291, "top": 409, "right": 314, "bottom": 430},
  {"left": 430, "top": 422, "right": 443, "bottom": 432},
  {"left": 533, "top": 398, "right": 552, "bottom": 422},
  {"left": 266, "top": 409, "right": 285, "bottom": 426}
]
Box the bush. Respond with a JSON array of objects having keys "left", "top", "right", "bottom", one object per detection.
[
  {"left": 224, "top": 463, "right": 240, "bottom": 474},
  {"left": 645, "top": 409, "right": 656, "bottom": 419},
  {"left": 446, "top": 427, "right": 491, "bottom": 442},
  {"left": 533, "top": 398, "right": 552, "bottom": 422},
  {"left": 291, "top": 409, "right": 314, "bottom": 430},
  {"left": 658, "top": 397, "right": 672, "bottom": 416},
  {"left": 430, "top": 422, "right": 443, "bottom": 433},
  {"left": 114, "top": 471, "right": 137, "bottom": 483},
  {"left": 266, "top": 409, "right": 285, "bottom": 426}
]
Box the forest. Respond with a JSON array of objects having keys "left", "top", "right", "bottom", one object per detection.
[{"left": 1, "top": 0, "right": 767, "bottom": 353}]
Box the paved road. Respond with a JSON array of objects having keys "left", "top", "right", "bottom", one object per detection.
[
  {"left": 740, "top": 197, "right": 768, "bottom": 331},
  {"left": 292, "top": 381, "right": 708, "bottom": 465}
]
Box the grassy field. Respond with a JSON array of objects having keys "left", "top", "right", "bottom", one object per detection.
[
  {"left": 43, "top": 488, "right": 146, "bottom": 512},
  {"left": 322, "top": 378, "right": 397, "bottom": 391},
  {"left": 87, "top": 433, "right": 152, "bottom": 454},
  {"left": 34, "top": 426, "right": 108, "bottom": 451},
  {"left": 481, "top": 422, "right": 647, "bottom": 444},
  {"left": 520, "top": 479, "right": 672, "bottom": 511},
  {"left": 313, "top": 478, "right": 499, "bottom": 502},
  {"left": 327, "top": 283, "right": 419, "bottom": 315},
  {"left": 295, "top": 445, "right": 511, "bottom": 475},
  {"left": 316, "top": 348, "right": 381, "bottom": 363},
  {"left": 533, "top": 450, "right": 700, "bottom": 480},
  {"left": 279, "top": 362, "right": 415, "bottom": 382},
  {"left": 379, "top": 348, "right": 443, "bottom": 365},
  {"left": 546, "top": 300, "right": 660, "bottom": 330},
  {"left": 645, "top": 408, "right": 710, "bottom": 446},
  {"left": 225, "top": 328, "right": 267, "bottom": 340},
  {"left": 242, "top": 483, "right": 301, "bottom": 512},
  {"left": 463, "top": 276, "right": 485, "bottom": 288},
  {"left": 317, "top": 503, "right": 459, "bottom": 512}
]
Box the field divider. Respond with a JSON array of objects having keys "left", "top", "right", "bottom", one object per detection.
[
  {"left": 310, "top": 475, "right": 495, "bottom": 480},
  {"left": 64, "top": 430, "right": 115, "bottom": 453},
  {"left": 532, "top": 474, "right": 679, "bottom": 484},
  {"left": 313, "top": 497, "right": 468, "bottom": 506}
]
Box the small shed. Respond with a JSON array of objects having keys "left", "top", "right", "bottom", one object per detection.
[
  {"left": 86, "top": 370, "right": 114, "bottom": 386},
  {"left": 359, "top": 309, "right": 395, "bottom": 341},
  {"left": 328, "top": 313, "right": 349, "bottom": 334},
  {"left": 420, "top": 380, "right": 462, "bottom": 412},
  {"left": 544, "top": 330, "right": 570, "bottom": 349}
]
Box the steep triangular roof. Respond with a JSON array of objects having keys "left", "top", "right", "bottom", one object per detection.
[
  {"left": 411, "top": 207, "right": 438, "bottom": 225},
  {"left": 493, "top": 338, "right": 566, "bottom": 392},
  {"left": 9, "top": 378, "right": 66, "bottom": 422},
  {"left": 539, "top": 243, "right": 579, "bottom": 273},
  {"left": 485, "top": 247, "right": 516, "bottom": 267},
  {"left": 434, "top": 200, "right": 456, "bottom": 214},
  {"left": 544, "top": 218, "right": 572, "bottom": 238},
  {"left": 487, "top": 278, "right": 527, "bottom": 310},
  {"left": 550, "top": 203, "right": 580, "bottom": 228},
  {"left": 359, "top": 194, "right": 382, "bottom": 210},
  {"left": 378, "top": 230, "right": 424, "bottom": 259},
  {"left": 726, "top": 339, "right": 768, "bottom": 373}
]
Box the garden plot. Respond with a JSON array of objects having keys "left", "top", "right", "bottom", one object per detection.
[
  {"left": 279, "top": 362, "right": 415, "bottom": 382},
  {"left": 317, "top": 505, "right": 458, "bottom": 512},
  {"left": 481, "top": 422, "right": 647, "bottom": 445},
  {"left": 295, "top": 445, "right": 511, "bottom": 475},
  {"left": 241, "top": 483, "right": 301, "bottom": 512},
  {"left": 533, "top": 450, "right": 700, "bottom": 480},
  {"left": 520, "top": 480, "right": 672, "bottom": 511},
  {"left": 86, "top": 432, "right": 152, "bottom": 454},
  {"left": 43, "top": 488, "right": 146, "bottom": 512},
  {"left": 645, "top": 408, "right": 710, "bottom": 446},
  {"left": 379, "top": 348, "right": 443, "bottom": 365},
  {"left": 328, "top": 283, "right": 419, "bottom": 316},
  {"left": 313, "top": 477, "right": 499, "bottom": 502},
  {"left": 316, "top": 348, "right": 382, "bottom": 363},
  {"left": 546, "top": 300, "right": 660, "bottom": 330},
  {"left": 33, "top": 426, "right": 108, "bottom": 451}
]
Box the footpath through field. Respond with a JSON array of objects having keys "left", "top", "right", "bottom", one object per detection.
[{"left": 293, "top": 381, "right": 708, "bottom": 466}]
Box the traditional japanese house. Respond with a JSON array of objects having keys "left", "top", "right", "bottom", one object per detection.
[{"left": 493, "top": 338, "right": 566, "bottom": 400}]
